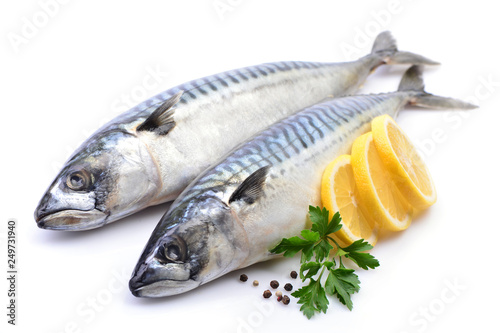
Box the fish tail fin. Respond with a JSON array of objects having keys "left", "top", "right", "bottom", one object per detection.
[
  {"left": 398, "top": 65, "right": 478, "bottom": 109},
  {"left": 371, "top": 31, "right": 440, "bottom": 66}
]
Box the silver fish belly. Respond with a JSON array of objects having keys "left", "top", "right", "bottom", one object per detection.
[
  {"left": 35, "top": 32, "right": 437, "bottom": 230},
  {"left": 129, "top": 65, "right": 475, "bottom": 297}
]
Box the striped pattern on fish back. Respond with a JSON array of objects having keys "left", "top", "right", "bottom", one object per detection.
[
  {"left": 178, "top": 93, "right": 404, "bottom": 203},
  {"left": 170, "top": 61, "right": 337, "bottom": 105},
  {"left": 110, "top": 61, "right": 342, "bottom": 127}
]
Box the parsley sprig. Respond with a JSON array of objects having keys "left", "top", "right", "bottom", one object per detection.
[{"left": 270, "top": 206, "right": 380, "bottom": 319}]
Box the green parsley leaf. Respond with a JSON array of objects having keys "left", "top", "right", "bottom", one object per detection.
[
  {"left": 309, "top": 206, "right": 342, "bottom": 237},
  {"left": 325, "top": 268, "right": 360, "bottom": 310},
  {"left": 342, "top": 239, "right": 380, "bottom": 270},
  {"left": 292, "top": 278, "right": 329, "bottom": 319},
  {"left": 301, "top": 246, "right": 315, "bottom": 264},
  {"left": 269, "top": 206, "right": 379, "bottom": 319},
  {"left": 325, "top": 211, "right": 343, "bottom": 235},
  {"left": 269, "top": 236, "right": 315, "bottom": 258},
  {"left": 291, "top": 282, "right": 317, "bottom": 319},
  {"left": 300, "top": 261, "right": 322, "bottom": 280},
  {"left": 313, "top": 239, "right": 333, "bottom": 262},
  {"left": 342, "top": 239, "right": 374, "bottom": 253},
  {"left": 308, "top": 205, "right": 330, "bottom": 236},
  {"left": 344, "top": 252, "right": 380, "bottom": 270},
  {"left": 300, "top": 229, "right": 320, "bottom": 242}
]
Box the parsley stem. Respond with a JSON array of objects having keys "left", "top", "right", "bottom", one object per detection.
[
  {"left": 318, "top": 265, "right": 326, "bottom": 281},
  {"left": 326, "top": 235, "right": 339, "bottom": 247},
  {"left": 339, "top": 256, "right": 345, "bottom": 269}
]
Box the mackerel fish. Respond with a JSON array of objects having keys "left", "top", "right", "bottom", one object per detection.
[
  {"left": 35, "top": 32, "right": 437, "bottom": 230},
  {"left": 129, "top": 65, "right": 475, "bottom": 297}
]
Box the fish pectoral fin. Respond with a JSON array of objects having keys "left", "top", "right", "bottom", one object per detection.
[
  {"left": 137, "top": 91, "right": 183, "bottom": 135},
  {"left": 229, "top": 166, "right": 270, "bottom": 205}
]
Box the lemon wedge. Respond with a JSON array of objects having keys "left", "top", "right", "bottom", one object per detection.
[
  {"left": 351, "top": 132, "right": 413, "bottom": 231},
  {"left": 321, "top": 154, "right": 379, "bottom": 246},
  {"left": 371, "top": 115, "right": 437, "bottom": 210}
]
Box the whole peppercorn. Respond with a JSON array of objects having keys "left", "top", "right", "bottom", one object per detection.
[
  {"left": 252, "top": 280, "right": 259, "bottom": 287},
  {"left": 263, "top": 290, "right": 272, "bottom": 298},
  {"left": 290, "top": 271, "right": 298, "bottom": 279},
  {"left": 239, "top": 274, "right": 248, "bottom": 282},
  {"left": 277, "top": 295, "right": 283, "bottom": 302},
  {"left": 270, "top": 280, "right": 279, "bottom": 289},
  {"left": 284, "top": 283, "right": 293, "bottom": 291},
  {"left": 282, "top": 295, "right": 290, "bottom": 305},
  {"left": 275, "top": 290, "right": 282, "bottom": 298}
]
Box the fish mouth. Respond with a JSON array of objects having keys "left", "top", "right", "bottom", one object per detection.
[
  {"left": 129, "top": 259, "right": 200, "bottom": 297},
  {"left": 36, "top": 209, "right": 108, "bottom": 231},
  {"left": 129, "top": 278, "right": 200, "bottom": 298}
]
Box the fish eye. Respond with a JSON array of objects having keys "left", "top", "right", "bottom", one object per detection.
[
  {"left": 66, "top": 170, "right": 92, "bottom": 191},
  {"left": 166, "top": 245, "right": 181, "bottom": 261},
  {"left": 160, "top": 236, "right": 187, "bottom": 262}
]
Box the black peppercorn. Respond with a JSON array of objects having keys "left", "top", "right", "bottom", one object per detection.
[
  {"left": 282, "top": 295, "right": 290, "bottom": 305},
  {"left": 240, "top": 274, "right": 248, "bottom": 282},
  {"left": 263, "top": 290, "right": 272, "bottom": 298},
  {"left": 284, "top": 283, "right": 293, "bottom": 291},
  {"left": 270, "top": 280, "right": 279, "bottom": 289},
  {"left": 290, "top": 271, "right": 298, "bottom": 279}
]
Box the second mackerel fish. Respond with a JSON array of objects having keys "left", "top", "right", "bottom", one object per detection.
[{"left": 129, "top": 65, "right": 476, "bottom": 297}]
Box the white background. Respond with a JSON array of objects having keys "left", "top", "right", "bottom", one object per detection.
[{"left": 1, "top": 1, "right": 499, "bottom": 332}]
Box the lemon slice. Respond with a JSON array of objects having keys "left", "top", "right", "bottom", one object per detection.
[
  {"left": 351, "top": 132, "right": 413, "bottom": 231},
  {"left": 372, "top": 115, "right": 437, "bottom": 210},
  {"left": 321, "top": 154, "right": 378, "bottom": 246}
]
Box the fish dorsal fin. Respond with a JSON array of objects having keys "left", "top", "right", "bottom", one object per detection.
[
  {"left": 229, "top": 166, "right": 270, "bottom": 205},
  {"left": 137, "top": 91, "right": 183, "bottom": 135}
]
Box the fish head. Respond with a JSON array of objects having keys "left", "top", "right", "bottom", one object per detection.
[
  {"left": 35, "top": 130, "right": 161, "bottom": 230},
  {"left": 129, "top": 194, "right": 249, "bottom": 297}
]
